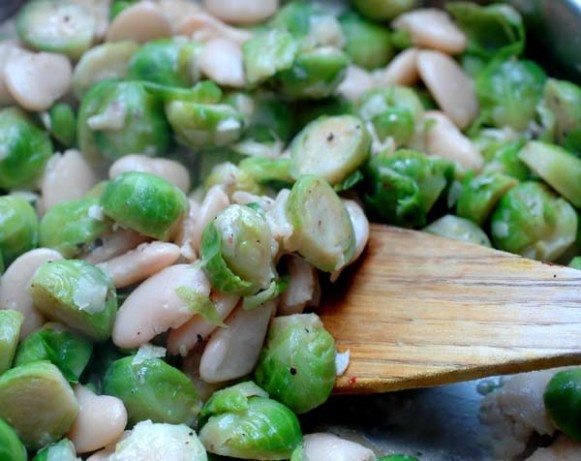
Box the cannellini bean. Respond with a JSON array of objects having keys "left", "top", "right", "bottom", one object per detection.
[
  {"left": 167, "top": 292, "right": 240, "bottom": 356},
  {"left": 337, "top": 65, "right": 376, "bottom": 102},
  {"left": 188, "top": 185, "right": 230, "bottom": 253},
  {"left": 343, "top": 199, "right": 369, "bottom": 265},
  {"left": 0, "top": 248, "right": 63, "bottom": 338},
  {"left": 392, "top": 8, "right": 467, "bottom": 55},
  {"left": 199, "top": 300, "right": 276, "bottom": 383},
  {"left": 178, "top": 12, "right": 253, "bottom": 45},
  {"left": 303, "top": 433, "right": 376, "bottom": 461},
  {"left": 0, "top": 41, "right": 24, "bottom": 106},
  {"left": 4, "top": 51, "right": 72, "bottom": 112},
  {"left": 204, "top": 0, "right": 279, "bottom": 25},
  {"left": 66, "top": 384, "right": 128, "bottom": 454},
  {"left": 112, "top": 264, "right": 211, "bottom": 349},
  {"left": 417, "top": 50, "right": 479, "bottom": 129},
  {"left": 424, "top": 111, "right": 484, "bottom": 172},
  {"left": 106, "top": 1, "right": 172, "bottom": 43},
  {"left": 265, "top": 188, "right": 295, "bottom": 253},
  {"left": 97, "top": 241, "right": 181, "bottom": 288},
  {"left": 197, "top": 38, "right": 245, "bottom": 88},
  {"left": 158, "top": 0, "right": 202, "bottom": 32},
  {"left": 278, "top": 255, "right": 318, "bottom": 316},
  {"left": 82, "top": 228, "right": 149, "bottom": 264},
  {"left": 109, "top": 155, "right": 191, "bottom": 193},
  {"left": 374, "top": 48, "right": 420, "bottom": 87},
  {"left": 525, "top": 435, "right": 581, "bottom": 461},
  {"left": 72, "top": 0, "right": 111, "bottom": 39},
  {"left": 40, "top": 150, "right": 100, "bottom": 212},
  {"left": 174, "top": 198, "right": 201, "bottom": 262}
]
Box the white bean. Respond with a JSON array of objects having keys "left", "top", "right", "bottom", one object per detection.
[
  {"left": 343, "top": 199, "right": 370, "bottom": 265},
  {"left": 0, "top": 248, "right": 63, "bottom": 338},
  {"left": 181, "top": 347, "right": 227, "bottom": 402},
  {"left": 167, "top": 292, "right": 240, "bottom": 356},
  {"left": 337, "top": 65, "right": 376, "bottom": 102},
  {"left": 40, "top": 150, "right": 100, "bottom": 212},
  {"left": 374, "top": 48, "right": 420, "bottom": 87},
  {"left": 71, "top": 0, "right": 111, "bottom": 40},
  {"left": 112, "top": 264, "right": 211, "bottom": 349},
  {"left": 82, "top": 228, "right": 149, "bottom": 264},
  {"left": 157, "top": 0, "right": 202, "bottom": 32},
  {"left": 174, "top": 198, "right": 201, "bottom": 263},
  {"left": 106, "top": 1, "right": 172, "bottom": 43},
  {"left": 188, "top": 185, "right": 230, "bottom": 253},
  {"left": 417, "top": 50, "right": 479, "bottom": 129},
  {"left": 66, "top": 384, "right": 128, "bottom": 454},
  {"left": 392, "top": 8, "right": 467, "bottom": 55},
  {"left": 278, "top": 255, "right": 318, "bottom": 316},
  {"left": 423, "top": 111, "right": 484, "bottom": 172},
  {"left": 265, "top": 188, "right": 295, "bottom": 253},
  {"left": 4, "top": 51, "right": 72, "bottom": 112},
  {"left": 97, "top": 241, "right": 181, "bottom": 288},
  {"left": 203, "top": 0, "right": 279, "bottom": 26},
  {"left": 109, "top": 154, "right": 191, "bottom": 193},
  {"left": 178, "top": 12, "right": 253, "bottom": 45},
  {"left": 199, "top": 300, "right": 275, "bottom": 383},
  {"left": 197, "top": 38, "right": 245, "bottom": 88},
  {"left": 303, "top": 433, "right": 376, "bottom": 461},
  {"left": 0, "top": 41, "right": 24, "bottom": 106},
  {"left": 525, "top": 435, "right": 581, "bottom": 461},
  {"left": 72, "top": 41, "right": 139, "bottom": 99}
]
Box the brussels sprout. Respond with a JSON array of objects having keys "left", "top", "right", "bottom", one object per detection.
[
  {"left": 78, "top": 80, "right": 171, "bottom": 166},
  {"left": 199, "top": 381, "right": 302, "bottom": 459},
  {"left": 269, "top": 0, "right": 329, "bottom": 38},
  {"left": 243, "top": 29, "right": 299, "bottom": 87},
  {"left": 456, "top": 172, "right": 518, "bottom": 225},
  {"left": 72, "top": 41, "right": 140, "bottom": 99},
  {"left": 275, "top": 47, "right": 350, "bottom": 100},
  {"left": 569, "top": 256, "right": 581, "bottom": 270},
  {"left": 33, "top": 438, "right": 78, "bottom": 461},
  {"left": 0, "top": 310, "right": 23, "bottom": 374},
  {"left": 103, "top": 355, "right": 201, "bottom": 426},
  {"left": 16, "top": 0, "right": 96, "bottom": 60},
  {"left": 518, "top": 141, "right": 581, "bottom": 208},
  {"left": 127, "top": 37, "right": 202, "bottom": 87},
  {"left": 544, "top": 368, "right": 581, "bottom": 441},
  {"left": 490, "top": 181, "right": 578, "bottom": 261},
  {"left": 239, "top": 156, "right": 293, "bottom": 186},
  {"left": 145, "top": 80, "right": 223, "bottom": 104},
  {"left": 290, "top": 115, "right": 371, "bottom": 185},
  {"left": 110, "top": 0, "right": 140, "bottom": 19},
  {"left": 0, "top": 361, "right": 79, "bottom": 449},
  {"left": 14, "top": 323, "right": 93, "bottom": 383},
  {"left": 537, "top": 78, "right": 581, "bottom": 156},
  {"left": 166, "top": 101, "right": 245, "bottom": 149},
  {"left": 377, "top": 456, "right": 420, "bottom": 461},
  {"left": 0, "top": 195, "right": 39, "bottom": 266},
  {"left": 338, "top": 10, "right": 394, "bottom": 70},
  {"left": 30, "top": 259, "right": 118, "bottom": 342},
  {"left": 0, "top": 107, "right": 53, "bottom": 190},
  {"left": 41, "top": 102, "right": 77, "bottom": 147},
  {"left": 101, "top": 171, "right": 188, "bottom": 240},
  {"left": 360, "top": 149, "right": 454, "bottom": 228},
  {"left": 203, "top": 161, "right": 262, "bottom": 196},
  {"left": 254, "top": 313, "right": 336, "bottom": 414},
  {"left": 424, "top": 214, "right": 491, "bottom": 247},
  {"left": 0, "top": 418, "right": 27, "bottom": 461},
  {"left": 286, "top": 175, "right": 355, "bottom": 272},
  {"left": 200, "top": 204, "right": 276, "bottom": 295},
  {"left": 480, "top": 139, "right": 529, "bottom": 180},
  {"left": 446, "top": 2, "right": 525, "bottom": 60},
  {"left": 475, "top": 58, "right": 546, "bottom": 131},
  {"left": 40, "top": 197, "right": 110, "bottom": 258},
  {"left": 351, "top": 0, "right": 417, "bottom": 21},
  {"left": 108, "top": 420, "right": 207, "bottom": 461}
]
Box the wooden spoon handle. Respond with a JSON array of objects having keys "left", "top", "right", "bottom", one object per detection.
[{"left": 319, "top": 225, "right": 581, "bottom": 394}]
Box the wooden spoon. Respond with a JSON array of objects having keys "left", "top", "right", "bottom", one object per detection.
[{"left": 319, "top": 224, "right": 581, "bottom": 394}]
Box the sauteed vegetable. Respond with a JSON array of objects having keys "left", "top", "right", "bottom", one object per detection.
[{"left": 0, "top": 0, "right": 579, "bottom": 460}]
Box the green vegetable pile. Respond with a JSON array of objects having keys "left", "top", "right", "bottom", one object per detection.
[{"left": 0, "top": 0, "right": 579, "bottom": 460}]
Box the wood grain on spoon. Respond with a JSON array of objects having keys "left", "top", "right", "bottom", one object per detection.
[{"left": 319, "top": 224, "right": 581, "bottom": 394}]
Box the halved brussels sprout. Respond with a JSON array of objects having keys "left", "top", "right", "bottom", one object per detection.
[
  {"left": 101, "top": 171, "right": 188, "bottom": 241},
  {"left": 0, "top": 310, "right": 23, "bottom": 374},
  {"left": 424, "top": 214, "right": 491, "bottom": 247},
  {"left": 30, "top": 259, "right": 118, "bottom": 342},
  {"left": 32, "top": 438, "right": 78, "bottom": 461},
  {"left": 103, "top": 355, "right": 201, "bottom": 426},
  {"left": 0, "top": 195, "right": 40, "bottom": 267},
  {"left": 544, "top": 368, "right": 581, "bottom": 442},
  {"left": 0, "top": 361, "right": 79, "bottom": 449},
  {"left": 490, "top": 181, "right": 578, "bottom": 261},
  {"left": 286, "top": 175, "right": 355, "bottom": 272},
  {"left": 0, "top": 418, "right": 27, "bottom": 461},
  {"left": 199, "top": 381, "right": 302, "bottom": 460},
  {"left": 200, "top": 204, "right": 277, "bottom": 296},
  {"left": 254, "top": 313, "right": 336, "bottom": 414},
  {"left": 43, "top": 102, "right": 77, "bottom": 147},
  {"left": 351, "top": 0, "right": 417, "bottom": 21}
]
